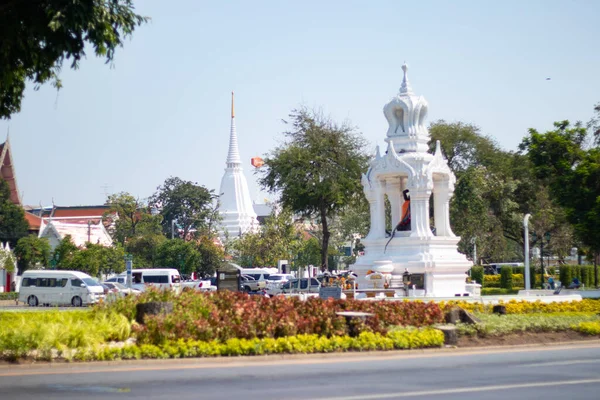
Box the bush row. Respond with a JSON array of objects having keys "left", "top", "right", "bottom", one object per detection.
[
  {"left": 472, "top": 265, "right": 599, "bottom": 289},
  {"left": 0, "top": 292, "right": 18, "bottom": 300},
  {"left": 0, "top": 310, "right": 130, "bottom": 360},
  {"left": 440, "top": 299, "right": 600, "bottom": 314},
  {"left": 1, "top": 328, "right": 445, "bottom": 362},
  {"left": 559, "top": 265, "right": 598, "bottom": 288},
  {"left": 99, "top": 289, "right": 444, "bottom": 345},
  {"left": 572, "top": 321, "right": 600, "bottom": 335},
  {"left": 455, "top": 313, "right": 600, "bottom": 337},
  {"left": 480, "top": 288, "right": 520, "bottom": 295}
]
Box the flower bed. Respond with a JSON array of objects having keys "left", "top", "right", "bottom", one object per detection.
[
  {"left": 440, "top": 299, "right": 600, "bottom": 314},
  {"left": 455, "top": 313, "right": 600, "bottom": 337},
  {"left": 71, "top": 328, "right": 444, "bottom": 362},
  {"left": 98, "top": 289, "right": 444, "bottom": 345}
]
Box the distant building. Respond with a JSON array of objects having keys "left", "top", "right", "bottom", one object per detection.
[{"left": 217, "top": 93, "right": 259, "bottom": 238}]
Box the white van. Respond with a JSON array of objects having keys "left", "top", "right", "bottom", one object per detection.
[
  {"left": 240, "top": 268, "right": 272, "bottom": 282},
  {"left": 115, "top": 268, "right": 181, "bottom": 292},
  {"left": 18, "top": 270, "right": 105, "bottom": 307}
]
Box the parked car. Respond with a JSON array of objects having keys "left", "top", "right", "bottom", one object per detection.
[
  {"left": 280, "top": 278, "right": 321, "bottom": 294},
  {"left": 182, "top": 279, "right": 217, "bottom": 292},
  {"left": 103, "top": 282, "right": 141, "bottom": 297},
  {"left": 240, "top": 274, "right": 266, "bottom": 292},
  {"left": 265, "top": 274, "right": 295, "bottom": 295}
]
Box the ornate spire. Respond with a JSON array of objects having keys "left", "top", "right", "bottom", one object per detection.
[
  {"left": 399, "top": 63, "right": 413, "bottom": 95},
  {"left": 227, "top": 91, "right": 241, "bottom": 166}
]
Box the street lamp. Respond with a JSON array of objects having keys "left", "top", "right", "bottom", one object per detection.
[
  {"left": 532, "top": 232, "right": 551, "bottom": 288},
  {"left": 124, "top": 254, "right": 133, "bottom": 289}
]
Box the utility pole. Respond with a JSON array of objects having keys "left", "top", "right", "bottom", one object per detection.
[
  {"left": 524, "top": 214, "right": 531, "bottom": 290},
  {"left": 171, "top": 220, "right": 175, "bottom": 239},
  {"left": 87, "top": 220, "right": 92, "bottom": 243}
]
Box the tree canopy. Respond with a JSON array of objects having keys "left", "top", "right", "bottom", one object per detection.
[
  {"left": 520, "top": 120, "right": 600, "bottom": 275},
  {"left": 258, "top": 108, "right": 369, "bottom": 270},
  {"left": 14, "top": 235, "right": 51, "bottom": 274},
  {"left": 151, "top": 177, "right": 219, "bottom": 240},
  {"left": 0, "top": 179, "right": 29, "bottom": 246},
  {"left": 0, "top": 0, "right": 147, "bottom": 119}
]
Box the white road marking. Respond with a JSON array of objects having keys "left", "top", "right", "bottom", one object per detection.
[
  {"left": 520, "top": 359, "right": 600, "bottom": 367},
  {"left": 315, "top": 378, "right": 600, "bottom": 400}
]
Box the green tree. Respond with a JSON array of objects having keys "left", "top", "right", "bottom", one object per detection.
[
  {"left": 156, "top": 239, "right": 201, "bottom": 276},
  {"left": 196, "top": 236, "right": 225, "bottom": 277},
  {"left": 520, "top": 120, "right": 600, "bottom": 286},
  {"left": 53, "top": 235, "right": 79, "bottom": 269},
  {"left": 105, "top": 192, "right": 159, "bottom": 245},
  {"left": 68, "top": 242, "right": 125, "bottom": 277},
  {"left": 232, "top": 207, "right": 302, "bottom": 267},
  {"left": 14, "top": 235, "right": 50, "bottom": 274},
  {"left": 429, "top": 120, "right": 573, "bottom": 264},
  {"left": 125, "top": 234, "right": 166, "bottom": 268},
  {"left": 151, "top": 177, "right": 219, "bottom": 241},
  {"left": 0, "top": 0, "right": 147, "bottom": 119},
  {"left": 0, "top": 247, "right": 16, "bottom": 273},
  {"left": 0, "top": 179, "right": 29, "bottom": 245},
  {"left": 258, "top": 108, "right": 369, "bottom": 271}
]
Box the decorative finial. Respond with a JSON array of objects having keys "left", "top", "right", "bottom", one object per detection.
[
  {"left": 231, "top": 91, "right": 235, "bottom": 118},
  {"left": 399, "top": 63, "right": 413, "bottom": 95}
]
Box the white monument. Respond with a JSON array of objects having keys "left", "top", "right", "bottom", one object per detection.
[
  {"left": 218, "top": 92, "right": 259, "bottom": 238},
  {"left": 352, "top": 64, "right": 472, "bottom": 297}
]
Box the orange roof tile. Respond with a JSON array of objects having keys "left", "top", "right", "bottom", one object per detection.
[{"left": 24, "top": 212, "right": 42, "bottom": 230}]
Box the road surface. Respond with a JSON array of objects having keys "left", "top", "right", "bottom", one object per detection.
[{"left": 1, "top": 342, "right": 600, "bottom": 399}]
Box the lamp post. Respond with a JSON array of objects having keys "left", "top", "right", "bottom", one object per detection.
[
  {"left": 124, "top": 254, "right": 133, "bottom": 289},
  {"left": 533, "top": 232, "right": 551, "bottom": 288},
  {"left": 523, "top": 214, "right": 531, "bottom": 290}
]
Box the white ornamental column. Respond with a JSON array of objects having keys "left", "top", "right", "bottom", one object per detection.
[
  {"left": 409, "top": 187, "right": 433, "bottom": 237},
  {"left": 433, "top": 178, "right": 455, "bottom": 237},
  {"left": 365, "top": 178, "right": 386, "bottom": 240}
]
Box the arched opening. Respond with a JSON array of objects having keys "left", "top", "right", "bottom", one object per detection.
[{"left": 394, "top": 108, "right": 405, "bottom": 133}]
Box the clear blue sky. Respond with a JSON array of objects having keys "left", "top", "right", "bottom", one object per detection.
[{"left": 2, "top": 0, "right": 599, "bottom": 207}]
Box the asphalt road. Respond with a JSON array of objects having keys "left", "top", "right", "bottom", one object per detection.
[{"left": 2, "top": 342, "right": 600, "bottom": 400}]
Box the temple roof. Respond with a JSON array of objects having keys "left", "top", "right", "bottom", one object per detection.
[
  {"left": 39, "top": 220, "right": 113, "bottom": 248},
  {"left": 0, "top": 136, "right": 21, "bottom": 206},
  {"left": 24, "top": 212, "right": 42, "bottom": 230}
]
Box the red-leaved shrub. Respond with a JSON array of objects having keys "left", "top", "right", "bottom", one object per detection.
[{"left": 101, "top": 288, "right": 443, "bottom": 345}]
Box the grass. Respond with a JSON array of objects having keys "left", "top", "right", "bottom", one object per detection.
[
  {"left": 456, "top": 312, "right": 600, "bottom": 337},
  {"left": 0, "top": 310, "right": 130, "bottom": 360}
]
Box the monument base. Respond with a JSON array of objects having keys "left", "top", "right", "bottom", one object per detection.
[{"left": 352, "top": 234, "right": 472, "bottom": 298}]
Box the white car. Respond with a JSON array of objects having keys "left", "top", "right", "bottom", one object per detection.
[
  {"left": 103, "top": 281, "right": 141, "bottom": 297},
  {"left": 265, "top": 274, "right": 295, "bottom": 295}
]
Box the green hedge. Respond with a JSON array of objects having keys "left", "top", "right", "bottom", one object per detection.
[
  {"left": 481, "top": 288, "right": 519, "bottom": 295},
  {"left": 559, "top": 265, "right": 597, "bottom": 288},
  {"left": 500, "top": 267, "right": 513, "bottom": 290},
  {"left": 470, "top": 266, "right": 484, "bottom": 285},
  {"left": 0, "top": 292, "right": 17, "bottom": 300}
]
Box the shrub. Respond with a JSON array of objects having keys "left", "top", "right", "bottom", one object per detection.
[
  {"left": 470, "top": 266, "right": 484, "bottom": 285},
  {"left": 572, "top": 321, "right": 600, "bottom": 335},
  {"left": 101, "top": 288, "right": 444, "bottom": 345},
  {"left": 0, "top": 310, "right": 130, "bottom": 360},
  {"left": 480, "top": 288, "right": 519, "bottom": 295},
  {"left": 500, "top": 267, "right": 513, "bottom": 290},
  {"left": 0, "top": 292, "right": 18, "bottom": 300}
]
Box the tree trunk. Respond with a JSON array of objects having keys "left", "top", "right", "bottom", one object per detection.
[{"left": 320, "top": 205, "right": 329, "bottom": 272}]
